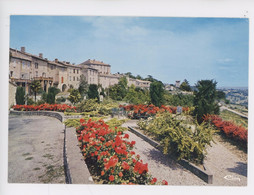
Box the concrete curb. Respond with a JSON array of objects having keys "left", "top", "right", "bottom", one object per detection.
[
  {"left": 128, "top": 126, "right": 213, "bottom": 184},
  {"left": 9, "top": 110, "right": 93, "bottom": 184},
  {"left": 65, "top": 127, "right": 94, "bottom": 184},
  {"left": 10, "top": 110, "right": 64, "bottom": 122}
]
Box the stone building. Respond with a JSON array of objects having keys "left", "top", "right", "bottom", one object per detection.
[{"left": 9, "top": 47, "right": 151, "bottom": 98}]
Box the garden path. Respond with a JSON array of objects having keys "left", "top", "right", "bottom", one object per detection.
[
  {"left": 122, "top": 119, "right": 247, "bottom": 186},
  {"left": 122, "top": 120, "right": 207, "bottom": 185},
  {"left": 8, "top": 115, "right": 66, "bottom": 183},
  {"left": 204, "top": 139, "right": 247, "bottom": 186}
]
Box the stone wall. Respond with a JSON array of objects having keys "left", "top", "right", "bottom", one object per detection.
[{"left": 9, "top": 82, "right": 17, "bottom": 108}]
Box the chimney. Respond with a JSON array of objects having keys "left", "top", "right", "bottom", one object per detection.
[
  {"left": 21, "top": 47, "right": 25, "bottom": 53},
  {"left": 39, "top": 53, "right": 43, "bottom": 58},
  {"left": 55, "top": 58, "right": 58, "bottom": 63}
]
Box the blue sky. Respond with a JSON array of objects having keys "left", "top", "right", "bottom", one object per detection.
[{"left": 10, "top": 16, "right": 249, "bottom": 87}]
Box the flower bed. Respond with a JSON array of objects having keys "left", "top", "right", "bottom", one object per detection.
[
  {"left": 120, "top": 104, "right": 189, "bottom": 119},
  {"left": 12, "top": 104, "right": 76, "bottom": 112},
  {"left": 203, "top": 114, "right": 247, "bottom": 148},
  {"left": 76, "top": 118, "right": 168, "bottom": 185}
]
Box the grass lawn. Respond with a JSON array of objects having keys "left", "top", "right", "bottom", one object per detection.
[{"left": 220, "top": 110, "right": 248, "bottom": 129}]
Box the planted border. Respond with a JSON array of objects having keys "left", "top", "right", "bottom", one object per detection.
[
  {"left": 203, "top": 114, "right": 247, "bottom": 149},
  {"left": 76, "top": 118, "right": 168, "bottom": 185}
]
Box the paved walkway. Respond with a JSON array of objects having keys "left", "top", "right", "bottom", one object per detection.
[
  {"left": 204, "top": 141, "right": 247, "bottom": 186},
  {"left": 122, "top": 120, "right": 247, "bottom": 186},
  {"left": 122, "top": 120, "right": 206, "bottom": 185},
  {"left": 8, "top": 115, "right": 66, "bottom": 183}
]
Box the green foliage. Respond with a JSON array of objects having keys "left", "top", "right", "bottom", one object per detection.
[
  {"left": 64, "top": 116, "right": 109, "bottom": 128},
  {"left": 78, "top": 75, "right": 89, "bottom": 99},
  {"left": 179, "top": 79, "right": 192, "bottom": 92},
  {"left": 56, "top": 97, "right": 66, "bottom": 104},
  {"left": 68, "top": 89, "right": 81, "bottom": 104},
  {"left": 105, "top": 118, "right": 129, "bottom": 132},
  {"left": 77, "top": 99, "right": 99, "bottom": 112},
  {"left": 26, "top": 97, "right": 35, "bottom": 105},
  {"left": 124, "top": 85, "right": 150, "bottom": 105},
  {"left": 220, "top": 110, "right": 248, "bottom": 128},
  {"left": 216, "top": 90, "right": 226, "bottom": 100},
  {"left": 193, "top": 80, "right": 219, "bottom": 124},
  {"left": 164, "top": 92, "right": 194, "bottom": 107},
  {"left": 149, "top": 81, "right": 164, "bottom": 107},
  {"left": 108, "top": 81, "right": 127, "bottom": 101},
  {"left": 30, "top": 80, "right": 42, "bottom": 102},
  {"left": 137, "top": 112, "right": 214, "bottom": 164},
  {"left": 88, "top": 84, "right": 99, "bottom": 101},
  {"left": 16, "top": 86, "right": 25, "bottom": 105}
]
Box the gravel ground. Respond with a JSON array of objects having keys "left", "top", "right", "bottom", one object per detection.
[
  {"left": 122, "top": 119, "right": 247, "bottom": 186},
  {"left": 122, "top": 120, "right": 207, "bottom": 185},
  {"left": 8, "top": 115, "right": 66, "bottom": 183},
  {"left": 204, "top": 140, "right": 247, "bottom": 186}
]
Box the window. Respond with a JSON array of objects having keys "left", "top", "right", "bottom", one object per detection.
[
  {"left": 35, "top": 71, "right": 38, "bottom": 77},
  {"left": 51, "top": 65, "right": 54, "bottom": 70},
  {"left": 61, "top": 77, "right": 64, "bottom": 83},
  {"left": 27, "top": 61, "right": 31, "bottom": 68},
  {"left": 69, "top": 76, "right": 71, "bottom": 81},
  {"left": 10, "top": 71, "right": 13, "bottom": 78},
  {"left": 42, "top": 72, "right": 46, "bottom": 77},
  {"left": 35, "top": 63, "right": 38, "bottom": 69},
  {"left": 22, "top": 61, "right": 26, "bottom": 69},
  {"left": 77, "top": 69, "right": 79, "bottom": 74},
  {"left": 73, "top": 69, "right": 75, "bottom": 73},
  {"left": 73, "top": 76, "right": 75, "bottom": 81},
  {"left": 77, "top": 77, "right": 79, "bottom": 81}
]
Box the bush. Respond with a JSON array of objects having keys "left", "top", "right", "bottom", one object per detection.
[
  {"left": 77, "top": 99, "right": 99, "bottom": 112},
  {"left": 15, "top": 87, "right": 25, "bottom": 105},
  {"left": 137, "top": 112, "right": 215, "bottom": 164},
  {"left": 56, "top": 97, "right": 66, "bottom": 104},
  {"left": 27, "top": 97, "right": 35, "bottom": 105},
  {"left": 75, "top": 118, "right": 168, "bottom": 185}
]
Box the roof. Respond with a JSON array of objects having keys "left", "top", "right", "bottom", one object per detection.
[{"left": 80, "top": 59, "right": 110, "bottom": 66}]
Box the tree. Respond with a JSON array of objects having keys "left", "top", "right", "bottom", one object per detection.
[
  {"left": 145, "top": 75, "right": 158, "bottom": 82},
  {"left": 88, "top": 84, "right": 100, "bottom": 102},
  {"left": 68, "top": 89, "right": 81, "bottom": 104},
  {"left": 30, "top": 80, "right": 42, "bottom": 102},
  {"left": 15, "top": 86, "right": 25, "bottom": 105},
  {"left": 216, "top": 90, "right": 226, "bottom": 100},
  {"left": 193, "top": 80, "right": 219, "bottom": 123},
  {"left": 78, "top": 75, "right": 89, "bottom": 99},
  {"left": 48, "top": 87, "right": 60, "bottom": 103},
  {"left": 150, "top": 81, "right": 164, "bottom": 107},
  {"left": 180, "top": 79, "right": 192, "bottom": 91}
]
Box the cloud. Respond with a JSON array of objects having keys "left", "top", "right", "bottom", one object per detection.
[{"left": 217, "top": 58, "right": 235, "bottom": 64}]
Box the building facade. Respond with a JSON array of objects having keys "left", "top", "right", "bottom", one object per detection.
[{"left": 9, "top": 47, "right": 150, "bottom": 96}]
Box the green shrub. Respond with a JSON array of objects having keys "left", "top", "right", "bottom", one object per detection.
[
  {"left": 56, "top": 97, "right": 66, "bottom": 104},
  {"left": 137, "top": 112, "right": 215, "bottom": 164},
  {"left": 76, "top": 99, "right": 99, "bottom": 112},
  {"left": 16, "top": 86, "right": 25, "bottom": 105},
  {"left": 27, "top": 98, "right": 35, "bottom": 105}
]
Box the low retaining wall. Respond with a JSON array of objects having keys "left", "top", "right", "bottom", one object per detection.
[
  {"left": 128, "top": 126, "right": 213, "bottom": 184},
  {"left": 10, "top": 110, "right": 64, "bottom": 122}
]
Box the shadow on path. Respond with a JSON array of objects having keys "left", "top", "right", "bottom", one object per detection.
[
  {"left": 144, "top": 148, "right": 182, "bottom": 171},
  {"left": 227, "top": 162, "right": 247, "bottom": 177}
]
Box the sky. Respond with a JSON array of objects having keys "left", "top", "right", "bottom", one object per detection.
[{"left": 10, "top": 16, "right": 249, "bottom": 87}]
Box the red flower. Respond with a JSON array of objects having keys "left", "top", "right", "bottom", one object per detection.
[
  {"left": 162, "top": 180, "right": 168, "bottom": 185},
  {"left": 101, "top": 171, "right": 105, "bottom": 176},
  {"left": 124, "top": 134, "right": 129, "bottom": 139},
  {"left": 151, "top": 177, "right": 157, "bottom": 184},
  {"left": 119, "top": 172, "right": 123, "bottom": 177},
  {"left": 109, "top": 175, "right": 114, "bottom": 181},
  {"left": 122, "top": 161, "right": 130, "bottom": 170}
]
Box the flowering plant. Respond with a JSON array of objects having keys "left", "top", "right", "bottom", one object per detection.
[
  {"left": 12, "top": 104, "right": 76, "bottom": 112},
  {"left": 120, "top": 104, "right": 189, "bottom": 119},
  {"left": 203, "top": 114, "right": 247, "bottom": 148},
  {"left": 76, "top": 118, "right": 168, "bottom": 185}
]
